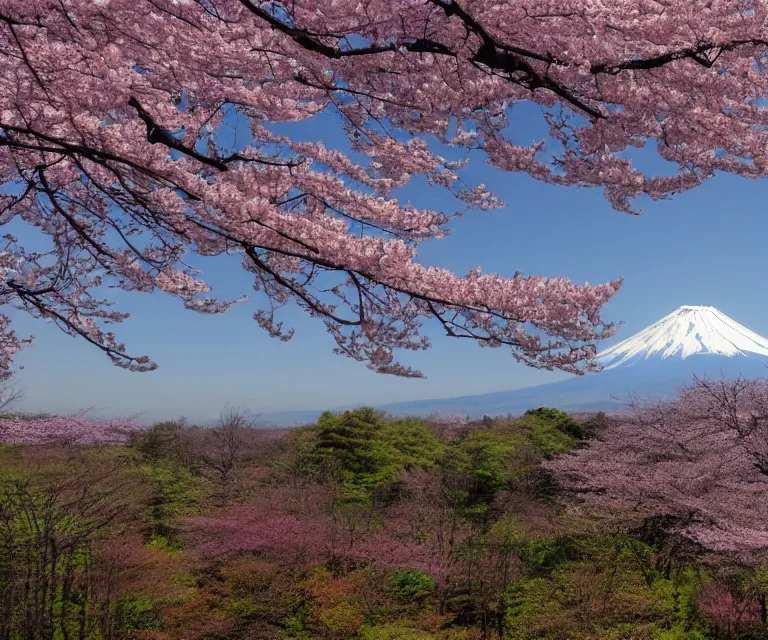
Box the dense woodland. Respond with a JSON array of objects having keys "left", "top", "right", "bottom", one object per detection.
[{"left": 2, "top": 380, "right": 768, "bottom": 640}]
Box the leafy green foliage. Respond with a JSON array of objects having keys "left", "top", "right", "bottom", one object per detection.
[
  {"left": 388, "top": 569, "right": 436, "bottom": 603},
  {"left": 3, "top": 409, "right": 765, "bottom": 640},
  {"left": 520, "top": 407, "right": 586, "bottom": 452},
  {"left": 139, "top": 457, "right": 205, "bottom": 549},
  {"left": 438, "top": 409, "right": 584, "bottom": 517},
  {"left": 499, "top": 537, "right": 711, "bottom": 640},
  {"left": 306, "top": 408, "right": 442, "bottom": 494},
  {"left": 281, "top": 605, "right": 311, "bottom": 638},
  {"left": 652, "top": 629, "right": 709, "bottom": 640},
  {"left": 357, "top": 625, "right": 435, "bottom": 640},
  {"left": 450, "top": 428, "right": 521, "bottom": 500},
  {"left": 517, "top": 535, "right": 586, "bottom": 574},
  {"left": 115, "top": 596, "right": 165, "bottom": 631},
  {"left": 132, "top": 420, "right": 185, "bottom": 461}
]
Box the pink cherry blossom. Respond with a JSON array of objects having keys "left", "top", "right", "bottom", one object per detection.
[
  {"left": 0, "top": 415, "right": 146, "bottom": 445},
  {"left": 697, "top": 583, "right": 759, "bottom": 630},
  {"left": 545, "top": 376, "right": 768, "bottom": 563},
  {"left": 185, "top": 486, "right": 459, "bottom": 583},
  {"left": 3, "top": 1, "right": 768, "bottom": 376}
]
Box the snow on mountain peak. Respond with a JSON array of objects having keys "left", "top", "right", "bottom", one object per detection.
[{"left": 596, "top": 306, "right": 768, "bottom": 369}]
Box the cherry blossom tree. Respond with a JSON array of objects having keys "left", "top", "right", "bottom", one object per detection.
[
  {"left": 697, "top": 583, "right": 759, "bottom": 639},
  {"left": 185, "top": 482, "right": 462, "bottom": 586},
  {"left": 11, "top": 1, "right": 763, "bottom": 378},
  {"left": 0, "top": 414, "right": 145, "bottom": 445},
  {"left": 545, "top": 377, "right": 768, "bottom": 563},
  {"left": 185, "top": 491, "right": 335, "bottom": 561},
  {"left": 4, "top": 1, "right": 768, "bottom": 377}
]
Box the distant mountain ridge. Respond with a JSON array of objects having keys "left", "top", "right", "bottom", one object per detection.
[{"left": 257, "top": 306, "right": 768, "bottom": 426}]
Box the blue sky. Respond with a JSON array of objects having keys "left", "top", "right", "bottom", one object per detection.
[{"left": 9, "top": 103, "right": 768, "bottom": 424}]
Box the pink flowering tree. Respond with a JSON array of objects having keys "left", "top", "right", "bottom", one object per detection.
[
  {"left": 697, "top": 583, "right": 760, "bottom": 638},
  {"left": 0, "top": 413, "right": 146, "bottom": 445},
  {"left": 8, "top": 1, "right": 768, "bottom": 377},
  {"left": 185, "top": 482, "right": 463, "bottom": 588},
  {"left": 545, "top": 376, "right": 768, "bottom": 564},
  {"left": 184, "top": 489, "right": 338, "bottom": 562}
]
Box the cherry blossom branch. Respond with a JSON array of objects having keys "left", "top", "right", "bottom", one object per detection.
[{"left": 6, "top": 0, "right": 764, "bottom": 378}]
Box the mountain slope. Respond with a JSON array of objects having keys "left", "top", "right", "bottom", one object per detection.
[
  {"left": 597, "top": 305, "right": 768, "bottom": 368},
  {"left": 257, "top": 306, "right": 768, "bottom": 426}
]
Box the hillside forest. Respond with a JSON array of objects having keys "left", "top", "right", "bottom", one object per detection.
[{"left": 2, "top": 376, "right": 768, "bottom": 640}]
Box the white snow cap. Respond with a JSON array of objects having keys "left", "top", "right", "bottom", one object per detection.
[{"left": 597, "top": 305, "right": 768, "bottom": 369}]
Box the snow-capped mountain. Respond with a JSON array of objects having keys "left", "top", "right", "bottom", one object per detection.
[
  {"left": 257, "top": 306, "right": 768, "bottom": 425},
  {"left": 597, "top": 305, "right": 768, "bottom": 369}
]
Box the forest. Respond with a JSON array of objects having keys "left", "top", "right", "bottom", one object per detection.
[{"left": 2, "top": 377, "right": 768, "bottom": 640}]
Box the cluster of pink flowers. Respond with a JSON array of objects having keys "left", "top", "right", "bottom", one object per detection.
[
  {"left": 0, "top": 415, "right": 146, "bottom": 446},
  {"left": 0, "top": 0, "right": 710, "bottom": 378},
  {"left": 186, "top": 493, "right": 333, "bottom": 562},
  {"left": 545, "top": 376, "right": 768, "bottom": 562},
  {"left": 185, "top": 488, "right": 455, "bottom": 583},
  {"left": 2, "top": 0, "right": 767, "bottom": 378},
  {"left": 697, "top": 583, "right": 759, "bottom": 630}
]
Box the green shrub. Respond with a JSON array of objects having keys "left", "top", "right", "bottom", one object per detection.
[
  {"left": 447, "top": 428, "right": 521, "bottom": 508},
  {"left": 523, "top": 407, "right": 583, "bottom": 436},
  {"left": 307, "top": 408, "right": 442, "bottom": 493},
  {"left": 282, "top": 605, "right": 310, "bottom": 636},
  {"left": 115, "top": 596, "right": 164, "bottom": 631},
  {"left": 388, "top": 569, "right": 436, "bottom": 603},
  {"left": 520, "top": 407, "right": 585, "bottom": 451},
  {"left": 519, "top": 535, "right": 586, "bottom": 574},
  {"left": 132, "top": 420, "right": 185, "bottom": 461},
  {"left": 139, "top": 458, "right": 203, "bottom": 549},
  {"left": 357, "top": 625, "right": 435, "bottom": 640},
  {"left": 652, "top": 628, "right": 709, "bottom": 640}
]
